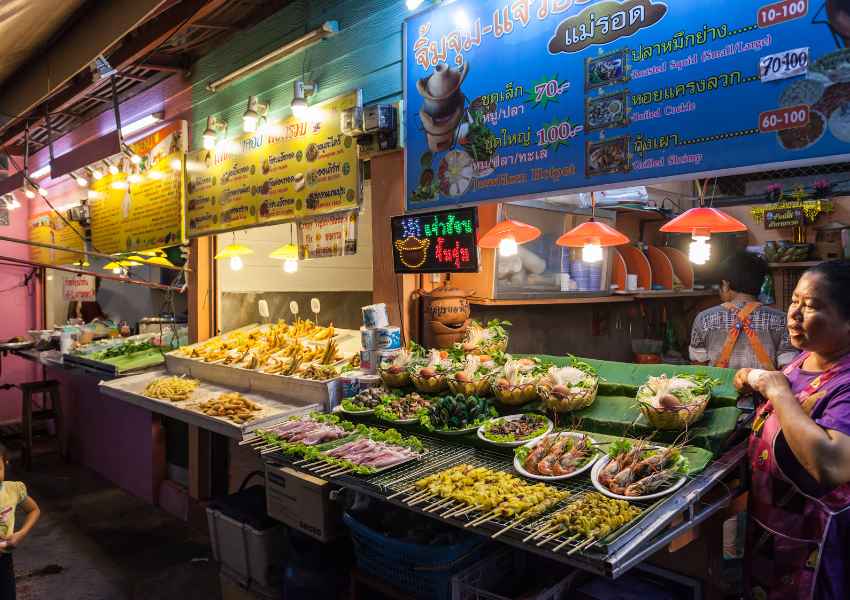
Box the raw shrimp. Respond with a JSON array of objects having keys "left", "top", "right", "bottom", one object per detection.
[
  {"left": 551, "top": 436, "right": 592, "bottom": 476},
  {"left": 624, "top": 469, "right": 680, "bottom": 497},
  {"left": 537, "top": 435, "right": 570, "bottom": 476},
  {"left": 524, "top": 436, "right": 555, "bottom": 474}
]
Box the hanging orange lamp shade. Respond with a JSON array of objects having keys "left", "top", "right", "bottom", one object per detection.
[
  {"left": 478, "top": 219, "right": 541, "bottom": 248},
  {"left": 556, "top": 220, "right": 630, "bottom": 247},
  {"left": 659, "top": 207, "right": 747, "bottom": 235}
]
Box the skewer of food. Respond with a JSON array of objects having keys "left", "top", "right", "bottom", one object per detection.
[
  {"left": 636, "top": 373, "right": 719, "bottom": 430},
  {"left": 419, "top": 394, "right": 496, "bottom": 434},
  {"left": 527, "top": 492, "right": 641, "bottom": 551},
  {"left": 406, "top": 465, "right": 569, "bottom": 527},
  {"left": 591, "top": 437, "right": 689, "bottom": 499},
  {"left": 251, "top": 413, "right": 355, "bottom": 454},
  {"left": 478, "top": 413, "right": 552, "bottom": 447},
  {"left": 300, "top": 427, "right": 425, "bottom": 475},
  {"left": 514, "top": 431, "right": 598, "bottom": 480},
  {"left": 537, "top": 358, "right": 599, "bottom": 413}
]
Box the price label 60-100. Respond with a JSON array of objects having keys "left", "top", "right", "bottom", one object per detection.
[
  {"left": 760, "top": 47, "right": 809, "bottom": 82},
  {"left": 759, "top": 105, "right": 810, "bottom": 133}
]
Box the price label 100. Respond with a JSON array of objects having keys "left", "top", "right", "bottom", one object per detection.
[
  {"left": 760, "top": 105, "right": 810, "bottom": 133},
  {"left": 758, "top": 0, "right": 808, "bottom": 27}
]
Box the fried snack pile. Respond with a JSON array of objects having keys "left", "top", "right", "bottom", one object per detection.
[
  {"left": 143, "top": 376, "right": 199, "bottom": 402},
  {"left": 197, "top": 392, "right": 261, "bottom": 424}
]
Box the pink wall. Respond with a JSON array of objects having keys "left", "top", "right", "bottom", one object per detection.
[{"left": 0, "top": 207, "right": 38, "bottom": 423}]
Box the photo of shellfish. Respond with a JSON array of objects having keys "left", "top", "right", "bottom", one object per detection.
[
  {"left": 417, "top": 62, "right": 469, "bottom": 153},
  {"left": 585, "top": 50, "right": 629, "bottom": 90},
  {"left": 586, "top": 136, "right": 631, "bottom": 177},
  {"left": 778, "top": 110, "right": 826, "bottom": 150},
  {"left": 585, "top": 91, "right": 629, "bottom": 132}
]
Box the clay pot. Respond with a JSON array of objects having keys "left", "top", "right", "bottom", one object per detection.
[
  {"left": 429, "top": 320, "right": 469, "bottom": 349},
  {"left": 427, "top": 283, "right": 471, "bottom": 326}
]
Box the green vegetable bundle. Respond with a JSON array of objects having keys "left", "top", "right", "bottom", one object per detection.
[{"left": 419, "top": 394, "right": 496, "bottom": 431}]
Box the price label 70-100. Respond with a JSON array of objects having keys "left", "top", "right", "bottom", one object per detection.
[{"left": 760, "top": 47, "right": 809, "bottom": 82}]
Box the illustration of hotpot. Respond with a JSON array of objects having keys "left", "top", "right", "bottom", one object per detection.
[{"left": 417, "top": 62, "right": 469, "bottom": 152}]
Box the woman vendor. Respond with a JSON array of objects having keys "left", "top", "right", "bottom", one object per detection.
[{"left": 735, "top": 260, "right": 850, "bottom": 600}]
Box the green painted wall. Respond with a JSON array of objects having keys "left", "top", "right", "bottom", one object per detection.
[{"left": 190, "top": 0, "right": 410, "bottom": 148}]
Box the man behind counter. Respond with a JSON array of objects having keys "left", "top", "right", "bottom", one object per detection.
[{"left": 689, "top": 250, "right": 798, "bottom": 371}]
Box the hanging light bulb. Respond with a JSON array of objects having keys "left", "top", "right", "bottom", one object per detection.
[
  {"left": 91, "top": 167, "right": 104, "bottom": 180},
  {"left": 75, "top": 172, "right": 89, "bottom": 187},
  {"left": 556, "top": 192, "right": 630, "bottom": 263},
  {"left": 130, "top": 153, "right": 142, "bottom": 165},
  {"left": 24, "top": 185, "right": 35, "bottom": 199},
  {"left": 229, "top": 255, "right": 244, "bottom": 271},
  {"left": 283, "top": 258, "right": 298, "bottom": 273},
  {"left": 498, "top": 236, "right": 518, "bottom": 257},
  {"left": 291, "top": 80, "right": 317, "bottom": 119},
  {"left": 582, "top": 242, "right": 604, "bottom": 263},
  {"left": 479, "top": 220, "right": 541, "bottom": 256},
  {"left": 689, "top": 235, "right": 711, "bottom": 265}
]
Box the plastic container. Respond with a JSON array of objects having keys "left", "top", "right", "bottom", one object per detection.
[
  {"left": 344, "top": 512, "right": 487, "bottom": 600},
  {"left": 340, "top": 371, "right": 362, "bottom": 397},
  {"left": 206, "top": 482, "right": 286, "bottom": 588},
  {"left": 362, "top": 303, "right": 389, "bottom": 328},
  {"left": 374, "top": 326, "right": 402, "bottom": 350},
  {"left": 360, "top": 327, "right": 378, "bottom": 350}
]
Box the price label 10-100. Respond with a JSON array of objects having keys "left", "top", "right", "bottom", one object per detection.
[
  {"left": 760, "top": 105, "right": 810, "bottom": 133},
  {"left": 760, "top": 47, "right": 809, "bottom": 82},
  {"left": 758, "top": 0, "right": 808, "bottom": 28}
]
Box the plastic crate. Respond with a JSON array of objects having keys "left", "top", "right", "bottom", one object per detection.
[
  {"left": 452, "top": 548, "right": 576, "bottom": 600},
  {"left": 343, "top": 511, "right": 488, "bottom": 600},
  {"left": 207, "top": 485, "right": 287, "bottom": 589}
]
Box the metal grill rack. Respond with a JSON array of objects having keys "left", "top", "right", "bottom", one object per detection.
[{"left": 259, "top": 429, "right": 747, "bottom": 577}]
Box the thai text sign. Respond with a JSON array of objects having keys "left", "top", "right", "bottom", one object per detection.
[
  {"left": 299, "top": 210, "right": 358, "bottom": 259},
  {"left": 185, "top": 91, "right": 360, "bottom": 238},
  {"left": 391, "top": 207, "right": 479, "bottom": 273},
  {"left": 405, "top": 0, "right": 850, "bottom": 211},
  {"left": 89, "top": 121, "right": 186, "bottom": 254},
  {"left": 63, "top": 275, "right": 96, "bottom": 301},
  {"left": 764, "top": 207, "right": 804, "bottom": 229},
  {"left": 29, "top": 210, "right": 86, "bottom": 266}
]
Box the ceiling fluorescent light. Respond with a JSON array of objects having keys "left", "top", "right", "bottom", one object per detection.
[
  {"left": 207, "top": 21, "right": 339, "bottom": 92},
  {"left": 31, "top": 164, "right": 51, "bottom": 179},
  {"left": 121, "top": 112, "right": 164, "bottom": 137}
]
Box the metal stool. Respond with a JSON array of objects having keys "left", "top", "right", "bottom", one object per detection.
[{"left": 19, "top": 380, "right": 64, "bottom": 470}]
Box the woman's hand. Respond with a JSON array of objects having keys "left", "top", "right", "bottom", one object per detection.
[
  {"left": 734, "top": 368, "right": 792, "bottom": 399},
  {"left": 4, "top": 532, "right": 23, "bottom": 549}
]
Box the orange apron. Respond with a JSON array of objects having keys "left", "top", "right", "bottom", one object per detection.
[{"left": 715, "top": 302, "right": 774, "bottom": 370}]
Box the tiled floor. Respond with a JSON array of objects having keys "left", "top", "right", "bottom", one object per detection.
[{"left": 8, "top": 456, "right": 220, "bottom": 600}]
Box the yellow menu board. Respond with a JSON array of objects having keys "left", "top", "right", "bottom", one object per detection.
[
  {"left": 29, "top": 210, "right": 86, "bottom": 266},
  {"left": 89, "top": 122, "right": 186, "bottom": 254},
  {"left": 186, "top": 91, "right": 360, "bottom": 238}
]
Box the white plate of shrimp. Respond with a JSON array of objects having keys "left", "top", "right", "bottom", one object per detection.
[
  {"left": 513, "top": 431, "right": 599, "bottom": 481},
  {"left": 590, "top": 443, "right": 688, "bottom": 501}
]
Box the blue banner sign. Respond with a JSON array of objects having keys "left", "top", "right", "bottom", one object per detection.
[{"left": 404, "top": 0, "right": 850, "bottom": 211}]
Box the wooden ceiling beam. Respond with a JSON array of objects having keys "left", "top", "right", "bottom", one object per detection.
[{"left": 0, "top": 0, "right": 230, "bottom": 150}]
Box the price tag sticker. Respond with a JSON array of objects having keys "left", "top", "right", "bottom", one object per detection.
[
  {"left": 757, "top": 0, "right": 808, "bottom": 28},
  {"left": 289, "top": 301, "right": 299, "bottom": 316},
  {"left": 759, "top": 104, "right": 810, "bottom": 133},
  {"left": 760, "top": 47, "right": 809, "bottom": 82}
]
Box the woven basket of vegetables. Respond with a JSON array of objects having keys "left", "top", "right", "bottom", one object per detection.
[
  {"left": 636, "top": 373, "right": 718, "bottom": 430},
  {"left": 409, "top": 371, "right": 449, "bottom": 394},
  {"left": 459, "top": 319, "right": 510, "bottom": 355},
  {"left": 447, "top": 354, "right": 495, "bottom": 397},
  {"left": 408, "top": 349, "right": 451, "bottom": 394},
  {"left": 489, "top": 358, "right": 547, "bottom": 406},
  {"left": 537, "top": 361, "right": 599, "bottom": 413},
  {"left": 379, "top": 366, "right": 411, "bottom": 388}
]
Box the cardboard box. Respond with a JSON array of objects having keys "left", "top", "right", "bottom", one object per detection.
[{"left": 265, "top": 464, "right": 342, "bottom": 542}]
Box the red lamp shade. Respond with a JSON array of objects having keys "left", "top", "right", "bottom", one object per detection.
[
  {"left": 556, "top": 220, "right": 630, "bottom": 247},
  {"left": 659, "top": 207, "right": 747, "bottom": 234},
  {"left": 478, "top": 219, "right": 541, "bottom": 248}
]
